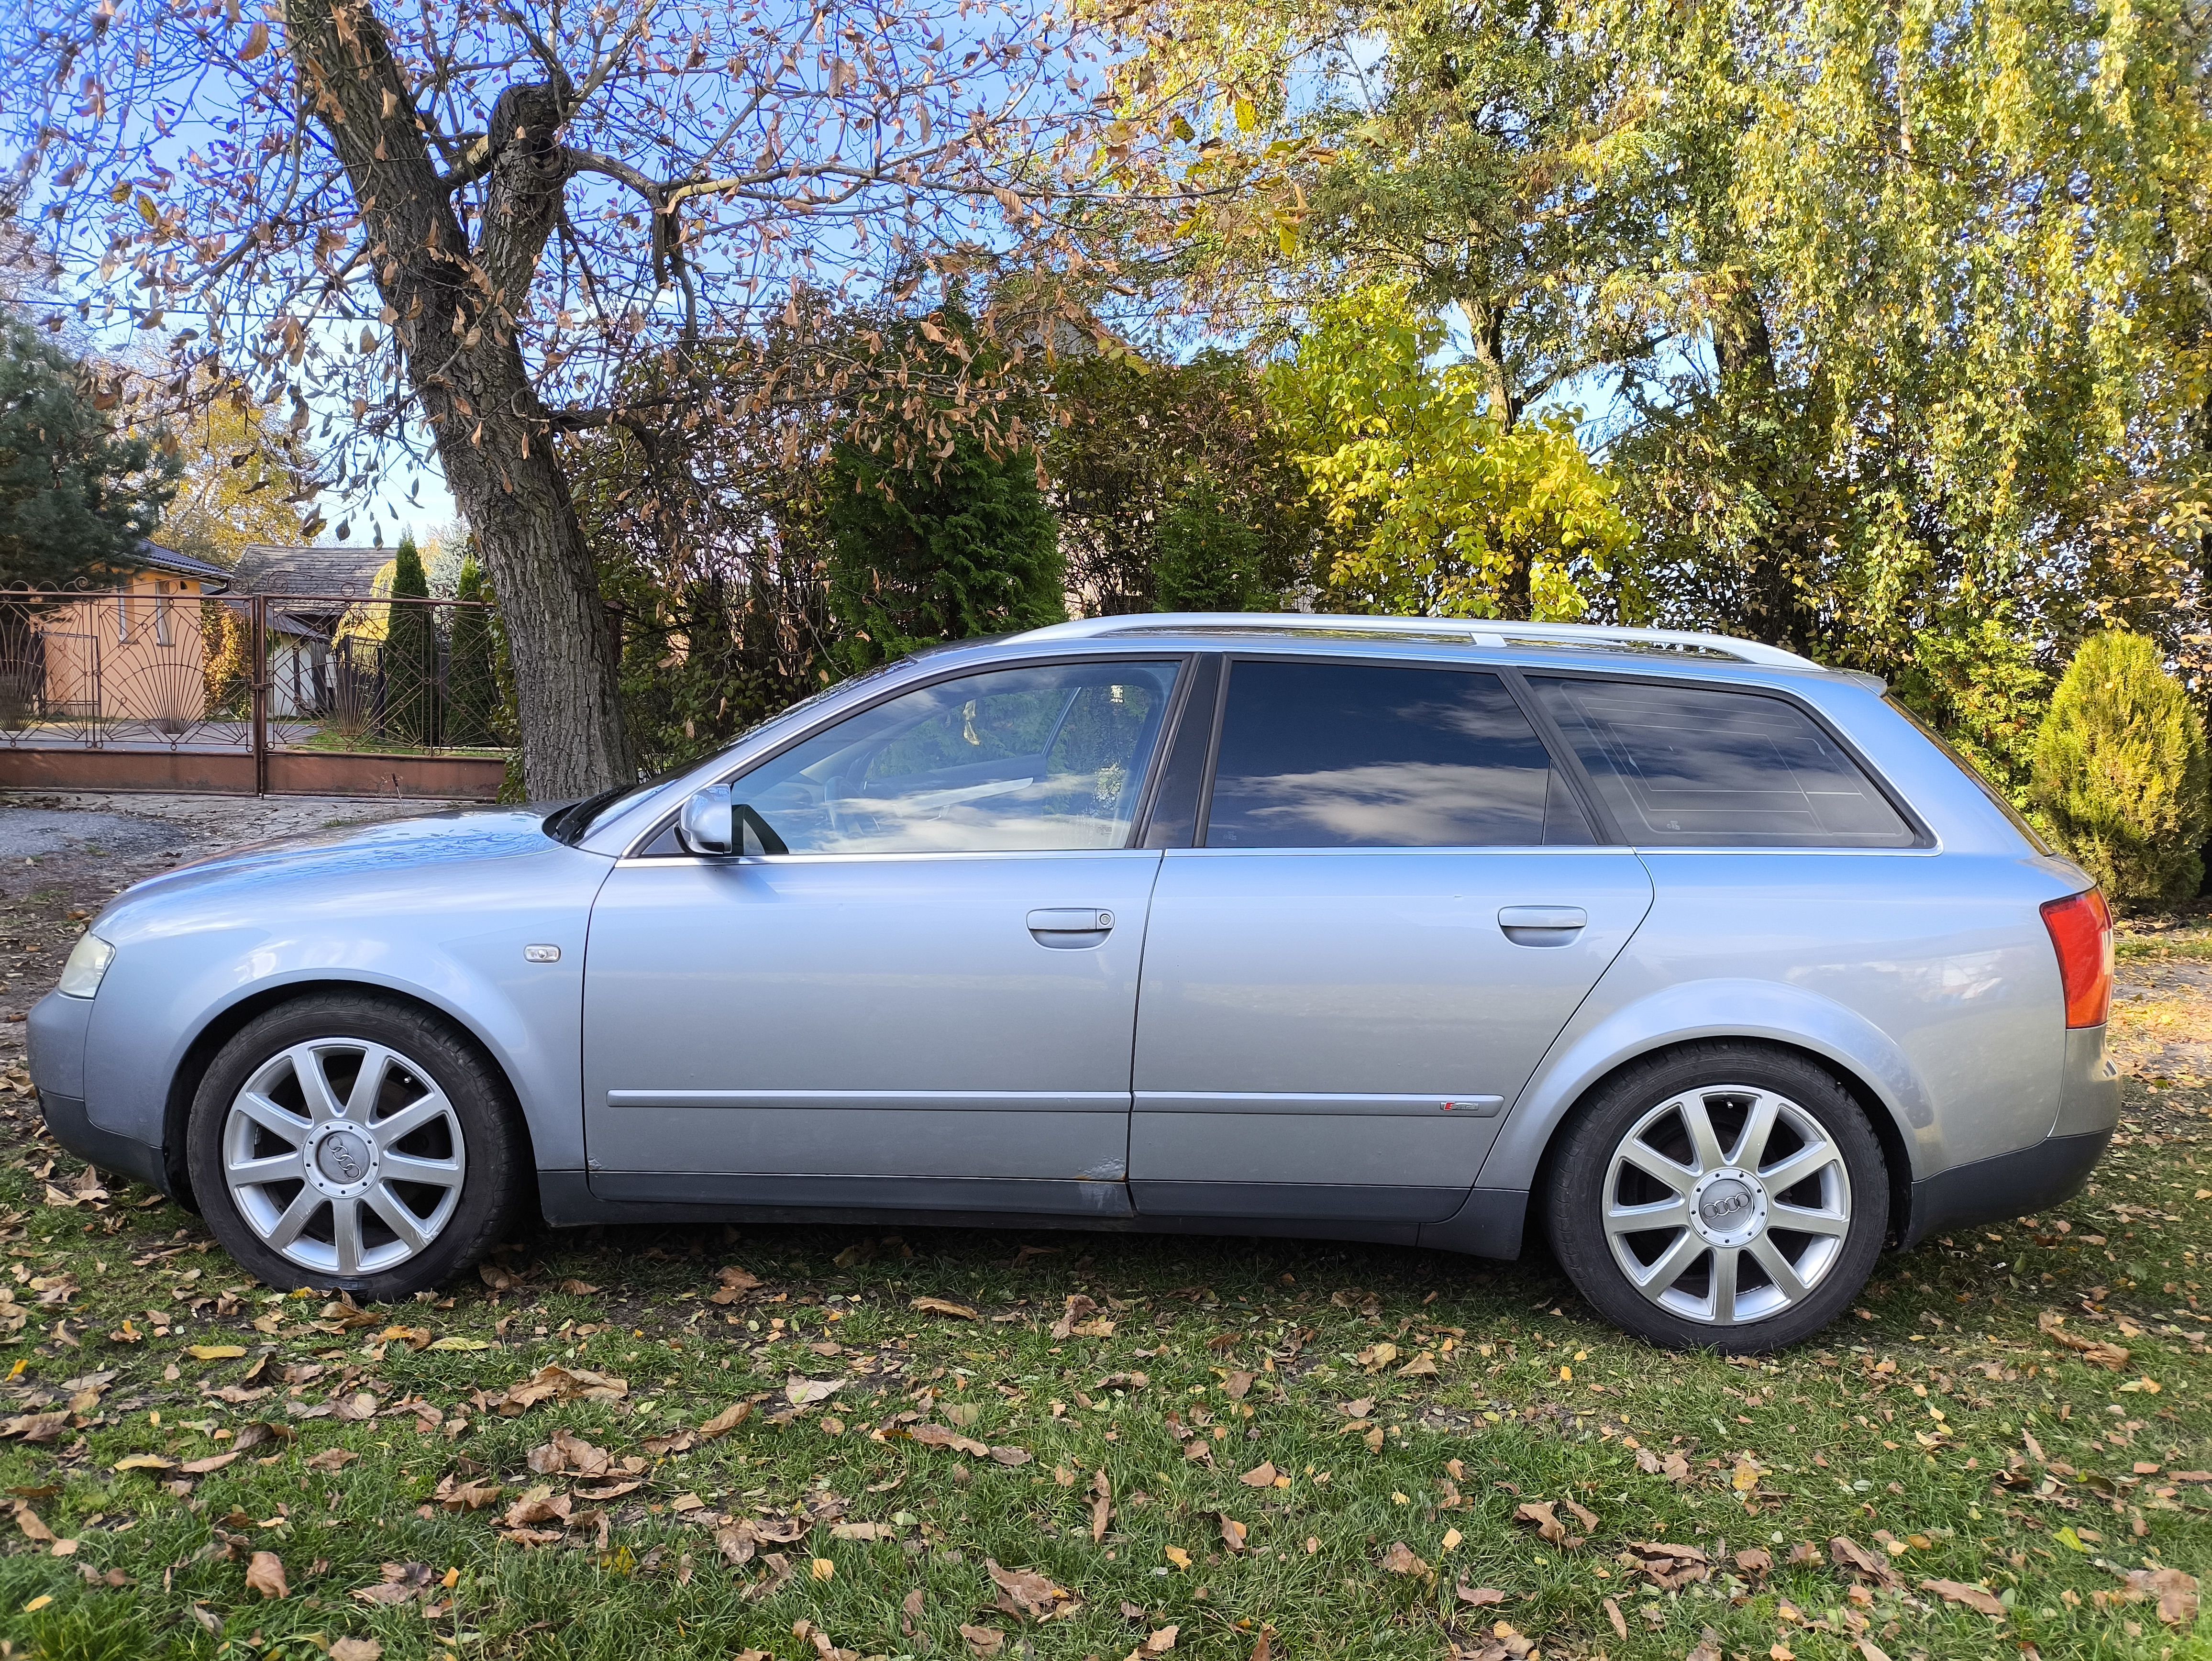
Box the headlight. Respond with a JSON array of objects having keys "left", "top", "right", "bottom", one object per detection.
[{"left": 57, "top": 933, "right": 114, "bottom": 999}]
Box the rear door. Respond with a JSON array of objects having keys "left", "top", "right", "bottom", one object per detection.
[{"left": 1128, "top": 656, "right": 1652, "bottom": 1224}]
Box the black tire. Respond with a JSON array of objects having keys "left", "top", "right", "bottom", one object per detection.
[
  {"left": 186, "top": 993, "right": 524, "bottom": 1299},
  {"left": 1544, "top": 1043, "right": 1888, "bottom": 1353}
]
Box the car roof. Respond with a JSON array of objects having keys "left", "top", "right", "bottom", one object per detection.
[{"left": 988, "top": 613, "right": 1879, "bottom": 687}]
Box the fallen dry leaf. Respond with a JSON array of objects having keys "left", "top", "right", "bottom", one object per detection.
[
  {"left": 1633, "top": 1446, "right": 1692, "bottom": 1483},
  {"left": 494, "top": 1364, "right": 628, "bottom": 1415},
  {"left": 329, "top": 1640, "right": 382, "bottom": 1661},
  {"left": 988, "top": 1559, "right": 1073, "bottom": 1620},
  {"left": 708, "top": 1265, "right": 762, "bottom": 1305},
  {"left": 185, "top": 1344, "right": 246, "bottom": 1361},
  {"left": 304, "top": 1448, "right": 358, "bottom": 1473},
  {"left": 911, "top": 1296, "right": 981, "bottom": 1320},
  {"left": 1218, "top": 1514, "right": 1248, "bottom": 1553},
  {"left": 1164, "top": 1545, "right": 1191, "bottom": 1571},
  {"left": 1222, "top": 1370, "right": 1256, "bottom": 1400},
  {"left": 14, "top": 1506, "right": 52, "bottom": 1543},
  {"left": 1050, "top": 1295, "right": 1099, "bottom": 1340},
  {"left": 1512, "top": 1501, "right": 1583, "bottom": 1549},
  {"left": 1625, "top": 1540, "right": 1711, "bottom": 1590},
  {"left": 245, "top": 1551, "right": 288, "bottom": 1599},
  {"left": 1602, "top": 1596, "right": 1627, "bottom": 1639},
  {"left": 1829, "top": 1535, "right": 1901, "bottom": 1589},
  {"left": 1919, "top": 1578, "right": 2005, "bottom": 1618},
  {"left": 1240, "top": 1462, "right": 1278, "bottom": 1488},
  {"left": 910, "top": 1423, "right": 988, "bottom": 1455},
  {"left": 179, "top": 1452, "right": 240, "bottom": 1475},
  {"left": 1457, "top": 1584, "right": 1506, "bottom": 1607},
  {"left": 1382, "top": 1541, "right": 1428, "bottom": 1576},
  {"left": 435, "top": 1475, "right": 502, "bottom": 1511},
  {"left": 960, "top": 1625, "right": 1004, "bottom": 1657},
  {"left": 1686, "top": 1628, "right": 1723, "bottom": 1661},
  {"left": 557, "top": 1279, "right": 599, "bottom": 1296},
  {"left": 1735, "top": 1547, "right": 1773, "bottom": 1578},
  {"left": 700, "top": 1400, "right": 752, "bottom": 1439},
  {"left": 784, "top": 1377, "right": 844, "bottom": 1408},
  {"left": 2116, "top": 1565, "right": 2199, "bottom": 1627},
  {"left": 2038, "top": 1310, "right": 2129, "bottom": 1370}
]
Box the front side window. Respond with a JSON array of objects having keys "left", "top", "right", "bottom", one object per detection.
[
  {"left": 1203, "top": 660, "right": 1592, "bottom": 848},
  {"left": 1530, "top": 676, "right": 1914, "bottom": 847},
  {"left": 735, "top": 660, "right": 1180, "bottom": 853}
]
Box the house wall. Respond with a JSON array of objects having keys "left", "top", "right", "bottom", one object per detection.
[{"left": 32, "top": 577, "right": 211, "bottom": 724}]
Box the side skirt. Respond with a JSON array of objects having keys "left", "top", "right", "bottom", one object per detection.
[{"left": 536, "top": 1173, "right": 1530, "bottom": 1259}]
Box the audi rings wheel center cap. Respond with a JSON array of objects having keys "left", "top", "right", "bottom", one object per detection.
[
  {"left": 1690, "top": 1169, "right": 1766, "bottom": 1247},
  {"left": 312, "top": 1129, "right": 374, "bottom": 1190}
]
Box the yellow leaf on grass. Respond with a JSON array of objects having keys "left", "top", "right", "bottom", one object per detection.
[
  {"left": 1164, "top": 1546, "right": 1191, "bottom": 1570},
  {"left": 428, "top": 1337, "right": 492, "bottom": 1352},
  {"left": 186, "top": 1345, "right": 246, "bottom": 1361},
  {"left": 811, "top": 1558, "right": 835, "bottom": 1582},
  {"left": 22, "top": 1594, "right": 51, "bottom": 1613}
]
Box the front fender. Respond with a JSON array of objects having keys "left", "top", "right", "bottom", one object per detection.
[
  {"left": 80, "top": 836, "right": 613, "bottom": 1174},
  {"left": 1474, "top": 976, "right": 1935, "bottom": 1193}
]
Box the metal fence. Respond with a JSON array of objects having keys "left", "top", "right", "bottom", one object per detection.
[{"left": 0, "top": 590, "right": 512, "bottom": 801}]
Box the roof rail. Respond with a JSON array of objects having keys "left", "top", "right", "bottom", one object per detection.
[{"left": 1016, "top": 613, "right": 1822, "bottom": 669}]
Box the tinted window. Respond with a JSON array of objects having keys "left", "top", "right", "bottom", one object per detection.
[
  {"left": 1531, "top": 676, "right": 1913, "bottom": 847},
  {"left": 736, "top": 661, "right": 1179, "bottom": 853},
  {"left": 1203, "top": 661, "right": 1590, "bottom": 848}
]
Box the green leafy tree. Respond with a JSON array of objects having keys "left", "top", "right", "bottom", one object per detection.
[
  {"left": 1153, "top": 472, "right": 1266, "bottom": 610},
  {"left": 1264, "top": 285, "right": 1633, "bottom": 620},
  {"left": 0, "top": 319, "right": 177, "bottom": 590},
  {"left": 1049, "top": 348, "right": 1316, "bottom": 613},
  {"left": 827, "top": 436, "right": 1065, "bottom": 670},
  {"left": 2032, "top": 632, "right": 2209, "bottom": 909},
  {"left": 445, "top": 553, "right": 503, "bottom": 749},
  {"left": 382, "top": 534, "right": 437, "bottom": 746}
]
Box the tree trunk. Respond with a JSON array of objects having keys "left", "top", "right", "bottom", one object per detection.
[
  {"left": 1712, "top": 286, "right": 1814, "bottom": 654},
  {"left": 288, "top": 0, "right": 633, "bottom": 799}
]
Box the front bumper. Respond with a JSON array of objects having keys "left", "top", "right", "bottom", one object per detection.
[
  {"left": 38, "top": 1089, "right": 166, "bottom": 1192},
  {"left": 28, "top": 989, "right": 170, "bottom": 1196}
]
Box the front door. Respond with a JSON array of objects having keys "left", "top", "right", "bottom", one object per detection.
[
  {"left": 582, "top": 656, "right": 1184, "bottom": 1216},
  {"left": 1129, "top": 657, "right": 1653, "bottom": 1223}
]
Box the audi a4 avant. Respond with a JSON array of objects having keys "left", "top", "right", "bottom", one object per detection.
[{"left": 30, "top": 616, "right": 2118, "bottom": 1351}]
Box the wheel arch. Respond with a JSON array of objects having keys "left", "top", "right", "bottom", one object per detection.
[
  {"left": 1518, "top": 1035, "right": 1915, "bottom": 1256},
  {"left": 162, "top": 978, "right": 540, "bottom": 1213}
]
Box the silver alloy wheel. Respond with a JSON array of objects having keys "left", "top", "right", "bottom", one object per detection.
[
  {"left": 221, "top": 1038, "right": 466, "bottom": 1278},
  {"left": 1601, "top": 1084, "right": 1851, "bottom": 1327}
]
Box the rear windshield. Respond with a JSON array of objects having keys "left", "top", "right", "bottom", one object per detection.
[{"left": 1530, "top": 676, "right": 1915, "bottom": 848}]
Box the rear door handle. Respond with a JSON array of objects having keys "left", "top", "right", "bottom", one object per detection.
[{"left": 1499, "top": 905, "right": 1587, "bottom": 945}]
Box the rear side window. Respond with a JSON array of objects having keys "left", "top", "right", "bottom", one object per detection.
[
  {"left": 1204, "top": 660, "right": 1593, "bottom": 848},
  {"left": 1530, "top": 676, "right": 1913, "bottom": 847}
]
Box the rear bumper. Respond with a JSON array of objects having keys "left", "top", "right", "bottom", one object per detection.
[{"left": 1901, "top": 1128, "right": 2110, "bottom": 1250}]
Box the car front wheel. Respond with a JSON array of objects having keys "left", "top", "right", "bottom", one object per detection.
[
  {"left": 186, "top": 994, "right": 523, "bottom": 1299},
  {"left": 1545, "top": 1044, "right": 1888, "bottom": 1352}
]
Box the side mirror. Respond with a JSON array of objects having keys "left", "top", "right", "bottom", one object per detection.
[{"left": 676, "top": 784, "right": 733, "bottom": 855}]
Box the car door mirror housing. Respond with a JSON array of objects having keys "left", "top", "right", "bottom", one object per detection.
[{"left": 676, "top": 784, "right": 734, "bottom": 855}]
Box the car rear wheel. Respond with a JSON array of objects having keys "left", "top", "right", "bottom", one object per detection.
[
  {"left": 1545, "top": 1044, "right": 1888, "bottom": 1352},
  {"left": 186, "top": 994, "right": 523, "bottom": 1299}
]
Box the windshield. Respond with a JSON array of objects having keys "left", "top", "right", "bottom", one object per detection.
[{"left": 540, "top": 659, "right": 915, "bottom": 846}]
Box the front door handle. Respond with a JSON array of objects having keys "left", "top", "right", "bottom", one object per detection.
[
  {"left": 1027, "top": 908, "right": 1115, "bottom": 948},
  {"left": 1499, "top": 905, "right": 1587, "bottom": 946}
]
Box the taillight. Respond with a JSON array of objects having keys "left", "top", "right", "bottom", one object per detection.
[{"left": 2041, "top": 888, "right": 2113, "bottom": 1028}]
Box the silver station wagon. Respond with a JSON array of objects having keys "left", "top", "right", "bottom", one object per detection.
[{"left": 30, "top": 616, "right": 2118, "bottom": 1351}]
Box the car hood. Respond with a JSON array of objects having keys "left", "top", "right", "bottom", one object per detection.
[{"left": 94, "top": 808, "right": 582, "bottom": 923}]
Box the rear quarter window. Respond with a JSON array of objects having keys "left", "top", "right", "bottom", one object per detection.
[{"left": 1530, "top": 676, "right": 1915, "bottom": 848}]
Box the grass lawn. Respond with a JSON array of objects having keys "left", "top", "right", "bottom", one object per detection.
[{"left": 0, "top": 976, "right": 2203, "bottom": 1657}]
